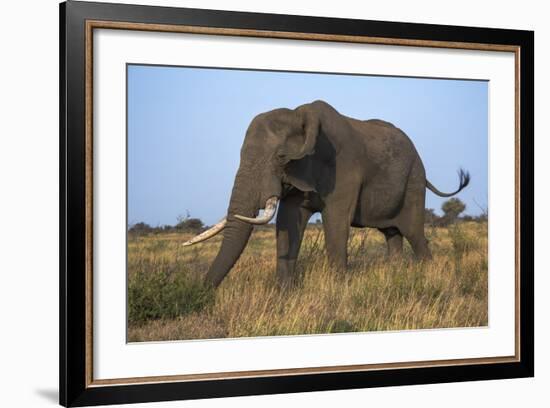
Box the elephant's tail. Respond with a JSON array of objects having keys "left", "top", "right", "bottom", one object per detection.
[{"left": 426, "top": 168, "right": 470, "bottom": 197}]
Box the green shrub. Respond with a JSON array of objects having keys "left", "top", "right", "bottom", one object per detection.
[{"left": 128, "top": 268, "right": 214, "bottom": 325}]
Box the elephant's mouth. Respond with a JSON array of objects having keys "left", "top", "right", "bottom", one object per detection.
[{"left": 181, "top": 196, "right": 279, "bottom": 246}]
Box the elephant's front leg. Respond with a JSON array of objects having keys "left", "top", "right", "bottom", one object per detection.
[
  {"left": 276, "top": 195, "right": 312, "bottom": 287},
  {"left": 321, "top": 205, "right": 352, "bottom": 272}
]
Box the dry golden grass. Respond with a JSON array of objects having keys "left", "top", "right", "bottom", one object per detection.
[{"left": 127, "top": 222, "right": 488, "bottom": 342}]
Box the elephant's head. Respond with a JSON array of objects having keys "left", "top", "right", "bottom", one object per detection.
[{"left": 183, "top": 101, "right": 331, "bottom": 287}]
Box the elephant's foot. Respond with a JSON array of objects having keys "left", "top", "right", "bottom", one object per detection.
[
  {"left": 276, "top": 261, "right": 302, "bottom": 290},
  {"left": 327, "top": 257, "right": 348, "bottom": 275},
  {"left": 406, "top": 234, "right": 432, "bottom": 260}
]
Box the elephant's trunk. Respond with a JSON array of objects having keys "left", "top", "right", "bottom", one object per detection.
[
  {"left": 204, "top": 218, "right": 253, "bottom": 287},
  {"left": 203, "top": 169, "right": 260, "bottom": 287}
]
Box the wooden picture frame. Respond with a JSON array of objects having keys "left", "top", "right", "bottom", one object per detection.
[{"left": 60, "top": 1, "right": 534, "bottom": 406}]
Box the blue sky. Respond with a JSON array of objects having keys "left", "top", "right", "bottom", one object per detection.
[{"left": 128, "top": 64, "right": 488, "bottom": 226}]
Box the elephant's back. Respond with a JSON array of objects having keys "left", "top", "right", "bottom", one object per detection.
[
  {"left": 350, "top": 118, "right": 418, "bottom": 158},
  {"left": 363, "top": 118, "right": 396, "bottom": 128},
  {"left": 362, "top": 119, "right": 411, "bottom": 143}
]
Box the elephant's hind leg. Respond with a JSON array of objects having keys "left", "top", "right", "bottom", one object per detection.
[
  {"left": 398, "top": 197, "right": 432, "bottom": 261},
  {"left": 276, "top": 195, "right": 312, "bottom": 287},
  {"left": 398, "top": 206, "right": 432, "bottom": 260},
  {"left": 379, "top": 227, "right": 403, "bottom": 258},
  {"left": 397, "top": 162, "right": 432, "bottom": 260}
]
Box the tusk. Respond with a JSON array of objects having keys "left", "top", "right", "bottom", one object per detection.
[
  {"left": 182, "top": 217, "right": 227, "bottom": 246},
  {"left": 234, "top": 196, "right": 279, "bottom": 225}
]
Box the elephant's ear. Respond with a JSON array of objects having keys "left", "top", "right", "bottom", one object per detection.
[
  {"left": 285, "top": 156, "right": 317, "bottom": 192},
  {"left": 281, "top": 106, "right": 321, "bottom": 192},
  {"left": 283, "top": 105, "right": 320, "bottom": 161}
]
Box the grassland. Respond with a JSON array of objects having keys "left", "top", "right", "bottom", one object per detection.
[{"left": 127, "top": 222, "right": 488, "bottom": 342}]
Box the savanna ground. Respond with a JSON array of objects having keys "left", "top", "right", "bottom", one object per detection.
[{"left": 127, "top": 222, "right": 487, "bottom": 342}]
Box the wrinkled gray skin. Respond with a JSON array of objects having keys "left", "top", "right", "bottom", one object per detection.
[{"left": 204, "top": 100, "right": 470, "bottom": 287}]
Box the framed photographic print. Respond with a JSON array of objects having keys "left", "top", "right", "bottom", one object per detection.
[{"left": 60, "top": 1, "right": 534, "bottom": 406}]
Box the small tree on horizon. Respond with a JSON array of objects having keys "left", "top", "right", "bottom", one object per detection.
[
  {"left": 128, "top": 222, "right": 153, "bottom": 236},
  {"left": 175, "top": 213, "right": 204, "bottom": 232},
  {"left": 440, "top": 198, "right": 466, "bottom": 226}
]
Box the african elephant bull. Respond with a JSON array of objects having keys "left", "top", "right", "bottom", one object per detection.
[{"left": 184, "top": 100, "right": 470, "bottom": 287}]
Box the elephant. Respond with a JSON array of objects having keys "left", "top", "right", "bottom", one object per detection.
[{"left": 183, "top": 100, "right": 470, "bottom": 288}]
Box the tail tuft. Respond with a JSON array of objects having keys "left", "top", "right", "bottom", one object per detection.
[
  {"left": 426, "top": 168, "right": 470, "bottom": 198},
  {"left": 457, "top": 168, "right": 471, "bottom": 190}
]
